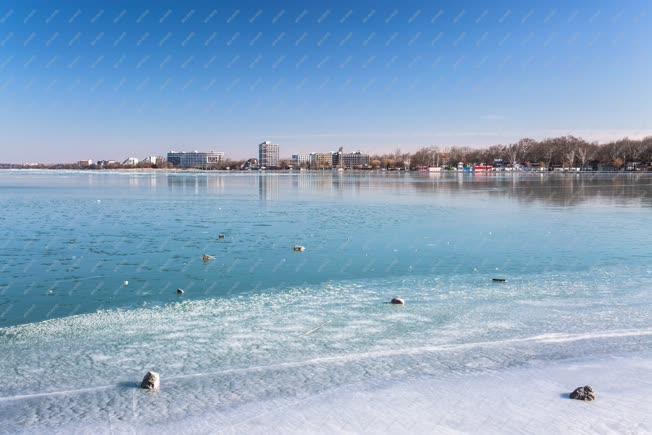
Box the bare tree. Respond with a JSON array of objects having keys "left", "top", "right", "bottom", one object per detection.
[
  {"left": 537, "top": 138, "right": 563, "bottom": 169},
  {"left": 561, "top": 137, "right": 576, "bottom": 169},
  {"left": 506, "top": 143, "right": 519, "bottom": 167},
  {"left": 411, "top": 146, "right": 440, "bottom": 167},
  {"left": 604, "top": 141, "right": 623, "bottom": 168},
  {"left": 641, "top": 137, "right": 652, "bottom": 163},
  {"left": 577, "top": 140, "right": 595, "bottom": 170},
  {"left": 517, "top": 138, "right": 537, "bottom": 164},
  {"left": 448, "top": 146, "right": 469, "bottom": 165}
]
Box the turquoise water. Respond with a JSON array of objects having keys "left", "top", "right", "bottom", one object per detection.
[
  {"left": 1, "top": 171, "right": 650, "bottom": 327},
  {"left": 0, "top": 170, "right": 650, "bottom": 432}
]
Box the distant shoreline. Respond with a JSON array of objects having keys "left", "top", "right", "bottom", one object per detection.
[{"left": 0, "top": 167, "right": 650, "bottom": 174}]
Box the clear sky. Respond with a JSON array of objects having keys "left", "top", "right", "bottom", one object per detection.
[{"left": 0, "top": 0, "right": 650, "bottom": 162}]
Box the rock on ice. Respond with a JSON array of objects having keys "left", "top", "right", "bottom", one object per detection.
[
  {"left": 140, "top": 371, "right": 160, "bottom": 390},
  {"left": 570, "top": 385, "right": 596, "bottom": 401}
]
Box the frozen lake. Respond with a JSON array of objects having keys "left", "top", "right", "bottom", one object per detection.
[{"left": 0, "top": 171, "right": 650, "bottom": 433}]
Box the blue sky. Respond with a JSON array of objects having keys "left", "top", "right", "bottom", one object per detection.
[{"left": 0, "top": 0, "right": 650, "bottom": 162}]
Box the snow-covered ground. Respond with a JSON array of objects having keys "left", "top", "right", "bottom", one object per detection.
[
  {"left": 146, "top": 354, "right": 652, "bottom": 434},
  {"left": 3, "top": 354, "right": 647, "bottom": 434}
]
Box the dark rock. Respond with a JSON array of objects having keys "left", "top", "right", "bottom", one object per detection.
[
  {"left": 176, "top": 288, "right": 184, "bottom": 295},
  {"left": 390, "top": 297, "right": 405, "bottom": 305},
  {"left": 492, "top": 278, "right": 506, "bottom": 282},
  {"left": 140, "top": 371, "right": 160, "bottom": 390},
  {"left": 569, "top": 385, "right": 596, "bottom": 401}
]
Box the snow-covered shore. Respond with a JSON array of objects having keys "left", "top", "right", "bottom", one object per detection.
[
  {"left": 149, "top": 354, "right": 652, "bottom": 435},
  {"left": 3, "top": 353, "right": 649, "bottom": 434}
]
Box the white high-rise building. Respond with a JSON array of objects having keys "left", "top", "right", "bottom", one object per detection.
[{"left": 258, "top": 141, "right": 279, "bottom": 168}]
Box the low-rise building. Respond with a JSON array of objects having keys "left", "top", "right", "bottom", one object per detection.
[
  {"left": 309, "top": 152, "right": 334, "bottom": 169},
  {"left": 96, "top": 160, "right": 118, "bottom": 167},
  {"left": 167, "top": 151, "right": 224, "bottom": 168},
  {"left": 292, "top": 153, "right": 310, "bottom": 166},
  {"left": 291, "top": 148, "right": 371, "bottom": 169},
  {"left": 333, "top": 148, "right": 370, "bottom": 168},
  {"left": 241, "top": 158, "right": 258, "bottom": 170}
]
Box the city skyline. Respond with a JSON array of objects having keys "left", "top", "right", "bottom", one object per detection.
[{"left": 1, "top": 0, "right": 650, "bottom": 162}]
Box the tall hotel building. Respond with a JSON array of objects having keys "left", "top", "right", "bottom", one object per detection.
[{"left": 258, "top": 141, "right": 280, "bottom": 168}]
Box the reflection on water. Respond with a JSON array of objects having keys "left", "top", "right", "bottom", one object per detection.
[
  {"left": 166, "top": 174, "right": 225, "bottom": 194},
  {"left": 258, "top": 174, "right": 278, "bottom": 201},
  {"left": 17, "top": 170, "right": 648, "bottom": 208},
  {"left": 157, "top": 172, "right": 652, "bottom": 207}
]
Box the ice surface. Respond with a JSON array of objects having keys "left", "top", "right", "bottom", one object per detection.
[
  {"left": 2, "top": 171, "right": 651, "bottom": 433},
  {"left": 1, "top": 354, "right": 650, "bottom": 434},
  {"left": 162, "top": 355, "right": 652, "bottom": 435},
  {"left": 1, "top": 270, "right": 651, "bottom": 433}
]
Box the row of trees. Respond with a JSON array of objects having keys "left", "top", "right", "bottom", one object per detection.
[{"left": 373, "top": 136, "right": 652, "bottom": 170}]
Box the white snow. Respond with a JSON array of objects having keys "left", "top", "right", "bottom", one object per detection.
[
  {"left": 4, "top": 354, "right": 647, "bottom": 434},
  {"left": 142, "top": 354, "right": 652, "bottom": 434}
]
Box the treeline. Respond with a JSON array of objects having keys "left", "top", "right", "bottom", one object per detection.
[{"left": 371, "top": 136, "right": 652, "bottom": 170}]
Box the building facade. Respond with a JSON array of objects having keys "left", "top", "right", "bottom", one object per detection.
[
  {"left": 309, "top": 152, "right": 334, "bottom": 168},
  {"left": 332, "top": 148, "right": 371, "bottom": 168},
  {"left": 292, "top": 153, "right": 310, "bottom": 166},
  {"left": 96, "top": 160, "right": 118, "bottom": 167},
  {"left": 290, "top": 147, "right": 371, "bottom": 169},
  {"left": 258, "top": 141, "right": 279, "bottom": 168},
  {"left": 167, "top": 151, "right": 224, "bottom": 168}
]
